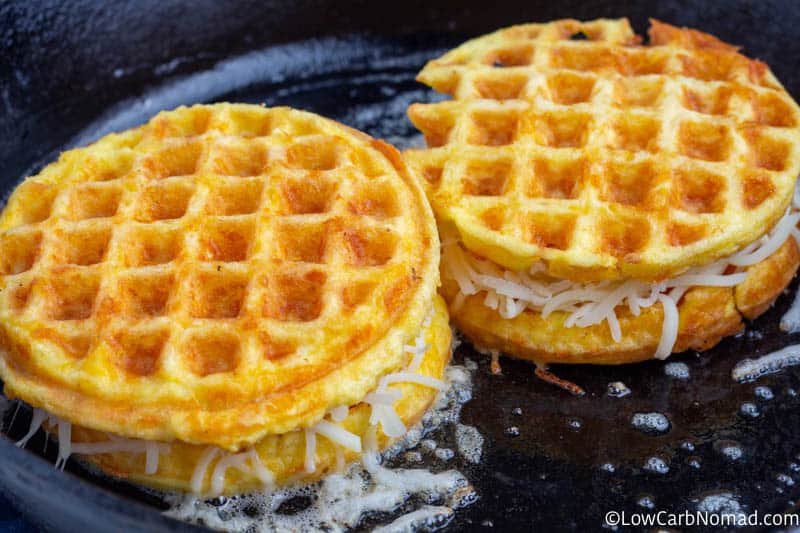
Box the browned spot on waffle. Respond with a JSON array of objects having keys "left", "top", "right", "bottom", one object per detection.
[
  {"left": 463, "top": 159, "right": 511, "bottom": 196},
  {"left": 262, "top": 270, "right": 325, "bottom": 322},
  {"left": 546, "top": 72, "right": 596, "bottom": 104},
  {"left": 110, "top": 329, "right": 169, "bottom": 377},
  {"left": 601, "top": 160, "right": 660, "bottom": 207},
  {"left": 183, "top": 331, "right": 241, "bottom": 377},
  {"left": 668, "top": 221, "right": 707, "bottom": 247},
  {"left": 524, "top": 212, "right": 575, "bottom": 250},
  {"left": 599, "top": 214, "right": 649, "bottom": 259},
  {"left": 527, "top": 156, "right": 585, "bottom": 199},
  {"left": 187, "top": 271, "right": 248, "bottom": 319},
  {"left": 0, "top": 231, "right": 42, "bottom": 275},
  {"left": 742, "top": 171, "right": 776, "bottom": 209},
  {"left": 278, "top": 173, "right": 337, "bottom": 215},
  {"left": 672, "top": 167, "right": 726, "bottom": 214},
  {"left": 259, "top": 332, "right": 296, "bottom": 361}
]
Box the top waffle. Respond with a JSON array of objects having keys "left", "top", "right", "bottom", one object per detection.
[
  {"left": 0, "top": 104, "right": 439, "bottom": 451},
  {"left": 406, "top": 18, "right": 800, "bottom": 282}
]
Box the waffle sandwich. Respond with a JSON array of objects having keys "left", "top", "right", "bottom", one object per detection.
[
  {"left": 406, "top": 19, "right": 800, "bottom": 364},
  {"left": 0, "top": 103, "right": 450, "bottom": 495}
]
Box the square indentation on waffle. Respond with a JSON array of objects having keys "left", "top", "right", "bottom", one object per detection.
[
  {"left": 600, "top": 159, "right": 664, "bottom": 208},
  {"left": 186, "top": 269, "right": 249, "bottom": 319},
  {"left": 526, "top": 111, "right": 591, "bottom": 148},
  {"left": 478, "top": 206, "right": 506, "bottom": 232},
  {"left": 0, "top": 230, "right": 42, "bottom": 275},
  {"left": 340, "top": 223, "right": 398, "bottom": 267},
  {"left": 272, "top": 220, "right": 329, "bottom": 263},
  {"left": 63, "top": 183, "right": 123, "bottom": 221},
  {"left": 482, "top": 43, "right": 535, "bottom": 67},
  {"left": 261, "top": 269, "right": 327, "bottom": 322},
  {"left": 217, "top": 106, "right": 273, "bottom": 137},
  {"left": 681, "top": 85, "right": 732, "bottom": 116},
  {"left": 617, "top": 49, "right": 671, "bottom": 76},
  {"left": 741, "top": 171, "right": 776, "bottom": 209},
  {"left": 108, "top": 327, "right": 170, "bottom": 377},
  {"left": 466, "top": 109, "right": 521, "bottom": 146},
  {"left": 462, "top": 158, "right": 513, "bottom": 197},
  {"left": 598, "top": 211, "right": 651, "bottom": 259},
  {"left": 141, "top": 140, "right": 204, "bottom": 179},
  {"left": 36, "top": 269, "right": 101, "bottom": 321},
  {"left": 678, "top": 121, "right": 732, "bottom": 162},
  {"left": 608, "top": 113, "right": 661, "bottom": 153},
  {"left": 274, "top": 173, "right": 338, "bottom": 215},
  {"left": 149, "top": 106, "right": 213, "bottom": 138},
  {"left": 613, "top": 78, "right": 664, "bottom": 109},
  {"left": 181, "top": 328, "right": 241, "bottom": 377},
  {"left": 286, "top": 135, "right": 350, "bottom": 171},
  {"left": 526, "top": 155, "right": 585, "bottom": 199},
  {"left": 472, "top": 71, "right": 529, "bottom": 100},
  {"left": 49, "top": 224, "right": 112, "bottom": 266},
  {"left": 101, "top": 272, "right": 175, "bottom": 318},
  {"left": 2, "top": 277, "right": 33, "bottom": 314},
  {"left": 78, "top": 150, "right": 135, "bottom": 182},
  {"left": 549, "top": 44, "right": 616, "bottom": 71},
  {"left": 545, "top": 72, "right": 596, "bottom": 105},
  {"left": 740, "top": 126, "right": 791, "bottom": 171},
  {"left": 523, "top": 211, "right": 577, "bottom": 250},
  {"left": 667, "top": 220, "right": 709, "bottom": 247},
  {"left": 679, "top": 51, "right": 740, "bottom": 82},
  {"left": 408, "top": 103, "right": 458, "bottom": 148},
  {"left": 341, "top": 277, "right": 379, "bottom": 312},
  {"left": 204, "top": 178, "right": 264, "bottom": 216},
  {"left": 208, "top": 139, "right": 268, "bottom": 177},
  {"left": 118, "top": 224, "right": 182, "bottom": 267},
  {"left": 4, "top": 181, "right": 59, "bottom": 226},
  {"left": 196, "top": 218, "right": 255, "bottom": 263},
  {"left": 750, "top": 92, "right": 798, "bottom": 127},
  {"left": 258, "top": 331, "right": 297, "bottom": 361},
  {"left": 134, "top": 179, "right": 195, "bottom": 222},
  {"left": 347, "top": 178, "right": 401, "bottom": 218},
  {"left": 672, "top": 166, "right": 727, "bottom": 214}
]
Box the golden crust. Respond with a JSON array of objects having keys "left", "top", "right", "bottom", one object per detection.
[
  {"left": 405, "top": 18, "right": 800, "bottom": 282},
  {"left": 442, "top": 238, "right": 799, "bottom": 365},
  {"left": 0, "top": 104, "right": 440, "bottom": 451},
  {"left": 59, "top": 296, "right": 451, "bottom": 495}
]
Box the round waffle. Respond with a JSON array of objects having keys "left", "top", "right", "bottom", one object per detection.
[
  {"left": 0, "top": 103, "right": 440, "bottom": 451},
  {"left": 406, "top": 18, "right": 800, "bottom": 282},
  {"left": 442, "top": 238, "right": 799, "bottom": 364},
  {"left": 56, "top": 296, "right": 451, "bottom": 496}
]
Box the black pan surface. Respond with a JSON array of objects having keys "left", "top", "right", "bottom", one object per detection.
[{"left": 1, "top": 1, "right": 800, "bottom": 531}]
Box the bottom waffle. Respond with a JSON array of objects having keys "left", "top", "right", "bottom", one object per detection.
[
  {"left": 441, "top": 239, "right": 799, "bottom": 365},
  {"left": 38, "top": 296, "right": 452, "bottom": 496}
]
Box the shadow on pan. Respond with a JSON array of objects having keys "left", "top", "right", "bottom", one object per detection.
[{"left": 2, "top": 1, "right": 800, "bottom": 531}]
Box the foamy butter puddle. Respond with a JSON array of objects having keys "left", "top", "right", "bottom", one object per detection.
[{"left": 165, "top": 362, "right": 481, "bottom": 532}]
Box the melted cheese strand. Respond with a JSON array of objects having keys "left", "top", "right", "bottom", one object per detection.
[
  {"left": 15, "top": 408, "right": 46, "bottom": 448},
  {"left": 191, "top": 447, "right": 220, "bottom": 494},
  {"left": 304, "top": 428, "right": 317, "bottom": 474}
]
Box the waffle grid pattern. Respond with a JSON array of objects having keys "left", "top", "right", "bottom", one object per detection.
[
  {"left": 0, "top": 104, "right": 437, "bottom": 448},
  {"left": 407, "top": 18, "right": 800, "bottom": 281}
]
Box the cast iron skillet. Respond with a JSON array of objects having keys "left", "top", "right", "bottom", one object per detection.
[{"left": 2, "top": 1, "right": 800, "bottom": 531}]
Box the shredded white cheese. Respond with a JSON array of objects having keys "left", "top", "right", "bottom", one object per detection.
[
  {"left": 16, "top": 312, "right": 445, "bottom": 497},
  {"left": 444, "top": 207, "right": 800, "bottom": 359},
  {"left": 16, "top": 411, "right": 170, "bottom": 474}
]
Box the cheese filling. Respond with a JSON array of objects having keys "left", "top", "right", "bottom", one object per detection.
[
  {"left": 15, "top": 314, "right": 445, "bottom": 496},
  {"left": 444, "top": 205, "right": 800, "bottom": 359}
]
